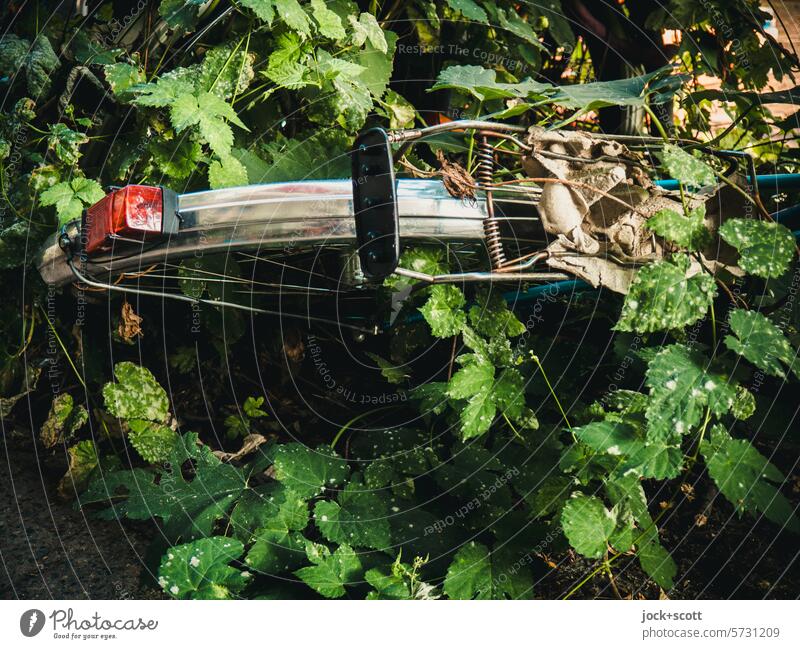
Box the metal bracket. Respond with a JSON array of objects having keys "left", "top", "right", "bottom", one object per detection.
[{"left": 351, "top": 127, "right": 399, "bottom": 280}]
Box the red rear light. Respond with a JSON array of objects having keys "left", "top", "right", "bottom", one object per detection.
[{"left": 83, "top": 185, "right": 167, "bottom": 254}]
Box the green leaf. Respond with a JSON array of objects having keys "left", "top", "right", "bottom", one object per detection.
[
  {"left": 615, "top": 255, "right": 716, "bottom": 333},
  {"left": 658, "top": 143, "right": 716, "bottom": 187},
  {"left": 443, "top": 542, "right": 531, "bottom": 599},
  {"left": 382, "top": 89, "right": 416, "bottom": 129},
  {"left": 646, "top": 205, "right": 710, "bottom": 250},
  {"left": 432, "top": 64, "right": 551, "bottom": 102},
  {"left": 468, "top": 289, "right": 526, "bottom": 338},
  {"left": 208, "top": 154, "right": 248, "bottom": 189},
  {"left": 419, "top": 284, "right": 467, "bottom": 338},
  {"left": 446, "top": 0, "right": 488, "bottom": 22},
  {"left": 102, "top": 362, "right": 170, "bottom": 423},
  {"left": 47, "top": 123, "right": 88, "bottom": 165},
  {"left": 80, "top": 432, "right": 246, "bottom": 542},
  {"left": 104, "top": 63, "right": 145, "bottom": 101},
  {"left": 243, "top": 396, "right": 268, "bottom": 419},
  {"left": 310, "top": 0, "right": 346, "bottom": 39},
  {"left": 230, "top": 483, "right": 308, "bottom": 542},
  {"left": 701, "top": 425, "right": 799, "bottom": 533},
  {"left": 128, "top": 420, "right": 178, "bottom": 464},
  {"left": 295, "top": 542, "right": 362, "bottom": 598},
  {"left": 349, "top": 13, "right": 388, "bottom": 53},
  {"left": 622, "top": 439, "right": 683, "bottom": 480},
  {"left": 198, "top": 44, "right": 255, "bottom": 100},
  {"left": 272, "top": 443, "right": 350, "bottom": 498},
  {"left": 550, "top": 68, "right": 672, "bottom": 112},
  {"left": 560, "top": 493, "right": 616, "bottom": 559},
  {"left": 637, "top": 540, "right": 677, "bottom": 591},
  {"left": 365, "top": 352, "right": 408, "bottom": 384},
  {"left": 149, "top": 138, "right": 202, "bottom": 180},
  {"left": 644, "top": 344, "right": 736, "bottom": 441},
  {"left": 447, "top": 361, "right": 495, "bottom": 439},
  {"left": 724, "top": 308, "right": 797, "bottom": 378},
  {"left": 159, "top": 0, "right": 205, "bottom": 29},
  {"left": 719, "top": 218, "right": 795, "bottom": 279},
  {"left": 40, "top": 177, "right": 105, "bottom": 224},
  {"left": 239, "top": 0, "right": 311, "bottom": 36},
  {"left": 158, "top": 537, "right": 250, "bottom": 600},
  {"left": 314, "top": 481, "right": 392, "bottom": 550},
  {"left": 493, "top": 368, "right": 526, "bottom": 420},
  {"left": 574, "top": 421, "right": 643, "bottom": 456},
  {"left": 364, "top": 566, "right": 412, "bottom": 599}
]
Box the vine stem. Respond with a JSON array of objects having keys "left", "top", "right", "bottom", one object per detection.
[
  {"left": 531, "top": 354, "right": 573, "bottom": 435},
  {"left": 689, "top": 407, "right": 712, "bottom": 464},
  {"left": 330, "top": 405, "right": 398, "bottom": 450}
]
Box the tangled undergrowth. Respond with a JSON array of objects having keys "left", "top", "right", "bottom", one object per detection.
[{"left": 2, "top": 1, "right": 800, "bottom": 599}]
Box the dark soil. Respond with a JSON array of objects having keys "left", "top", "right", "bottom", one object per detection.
[{"left": 0, "top": 431, "right": 162, "bottom": 599}]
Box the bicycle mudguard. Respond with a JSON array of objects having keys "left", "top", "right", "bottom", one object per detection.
[{"left": 351, "top": 127, "right": 400, "bottom": 280}]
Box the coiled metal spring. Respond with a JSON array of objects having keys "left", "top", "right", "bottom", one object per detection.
[{"left": 476, "top": 135, "right": 506, "bottom": 268}]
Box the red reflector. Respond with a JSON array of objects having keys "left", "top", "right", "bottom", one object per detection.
[{"left": 84, "top": 185, "right": 163, "bottom": 254}]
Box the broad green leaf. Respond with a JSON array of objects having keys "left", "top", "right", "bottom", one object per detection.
[
  {"left": 239, "top": 0, "right": 311, "bottom": 36},
  {"left": 104, "top": 62, "right": 145, "bottom": 100},
  {"left": 208, "top": 154, "right": 248, "bottom": 189},
  {"left": 149, "top": 137, "right": 202, "bottom": 180},
  {"left": 349, "top": 13, "right": 387, "bottom": 53},
  {"left": 272, "top": 443, "right": 349, "bottom": 498},
  {"left": 256, "top": 130, "right": 352, "bottom": 182},
  {"left": 419, "top": 284, "right": 467, "bottom": 338},
  {"left": 128, "top": 419, "right": 178, "bottom": 464},
  {"left": 382, "top": 89, "right": 416, "bottom": 129},
  {"left": 719, "top": 218, "right": 795, "bottom": 279},
  {"left": 644, "top": 345, "right": 736, "bottom": 441},
  {"left": 198, "top": 44, "right": 255, "bottom": 100},
  {"left": 103, "top": 362, "right": 170, "bottom": 423},
  {"left": 550, "top": 68, "right": 670, "bottom": 112},
  {"left": 47, "top": 123, "right": 88, "bottom": 165},
  {"left": 294, "top": 542, "right": 362, "bottom": 598},
  {"left": 159, "top": 0, "right": 205, "bottom": 29},
  {"left": 493, "top": 368, "right": 526, "bottom": 420},
  {"left": 658, "top": 143, "right": 716, "bottom": 187},
  {"left": 574, "top": 421, "right": 643, "bottom": 456},
  {"left": 311, "top": 0, "right": 346, "bottom": 39},
  {"left": 468, "top": 289, "right": 526, "bottom": 338},
  {"left": 265, "top": 31, "right": 312, "bottom": 89},
  {"left": 447, "top": 361, "right": 495, "bottom": 439},
  {"left": 432, "top": 64, "right": 551, "bottom": 102},
  {"left": 40, "top": 177, "right": 105, "bottom": 224},
  {"left": 365, "top": 566, "right": 412, "bottom": 599},
  {"left": 560, "top": 493, "right": 616, "bottom": 559},
  {"left": 622, "top": 439, "right": 683, "bottom": 480},
  {"left": 443, "top": 542, "right": 531, "bottom": 599},
  {"left": 80, "top": 432, "right": 246, "bottom": 542},
  {"left": 701, "top": 425, "right": 799, "bottom": 533},
  {"left": 725, "top": 308, "right": 797, "bottom": 378},
  {"left": 314, "top": 481, "right": 392, "bottom": 550},
  {"left": 616, "top": 255, "right": 716, "bottom": 333},
  {"left": 637, "top": 539, "right": 677, "bottom": 591},
  {"left": 446, "top": 0, "right": 488, "bottom": 23},
  {"left": 230, "top": 484, "right": 308, "bottom": 542},
  {"left": 646, "top": 205, "right": 710, "bottom": 250},
  {"left": 158, "top": 537, "right": 250, "bottom": 600}
]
